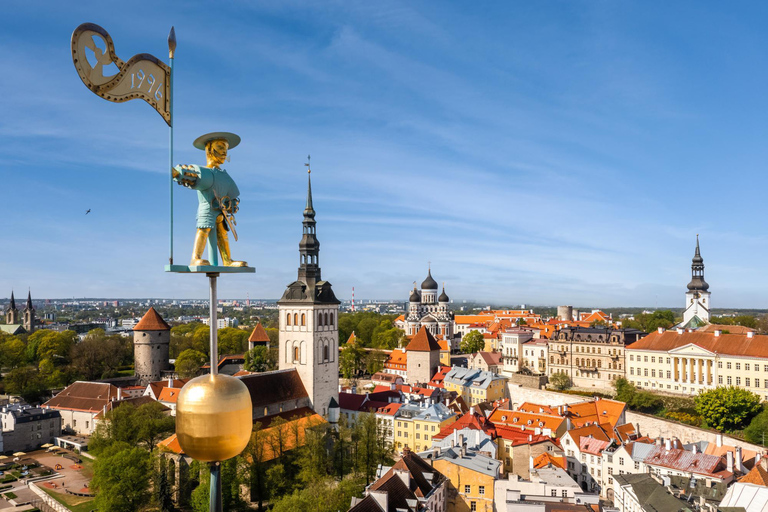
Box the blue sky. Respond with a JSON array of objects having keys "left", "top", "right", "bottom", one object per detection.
[{"left": 2, "top": 1, "right": 767, "bottom": 307}]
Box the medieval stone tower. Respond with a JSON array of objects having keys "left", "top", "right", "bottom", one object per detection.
[
  {"left": 278, "top": 169, "right": 340, "bottom": 418},
  {"left": 405, "top": 326, "right": 441, "bottom": 385},
  {"left": 133, "top": 307, "right": 171, "bottom": 386}
]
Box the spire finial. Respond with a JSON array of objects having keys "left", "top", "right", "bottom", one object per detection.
[{"left": 305, "top": 154, "right": 311, "bottom": 174}]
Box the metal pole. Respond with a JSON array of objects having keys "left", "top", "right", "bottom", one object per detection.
[
  {"left": 209, "top": 462, "right": 222, "bottom": 512},
  {"left": 168, "top": 27, "right": 176, "bottom": 265},
  {"left": 209, "top": 274, "right": 218, "bottom": 375}
]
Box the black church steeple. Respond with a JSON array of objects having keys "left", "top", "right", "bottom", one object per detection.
[
  {"left": 298, "top": 157, "right": 321, "bottom": 288},
  {"left": 687, "top": 235, "right": 709, "bottom": 292}
]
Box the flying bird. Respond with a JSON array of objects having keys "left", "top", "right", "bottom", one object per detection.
[{"left": 85, "top": 209, "right": 91, "bottom": 215}]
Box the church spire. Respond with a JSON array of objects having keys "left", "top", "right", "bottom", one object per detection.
[
  {"left": 687, "top": 235, "right": 709, "bottom": 292},
  {"left": 9, "top": 290, "right": 15, "bottom": 311},
  {"left": 298, "top": 156, "right": 320, "bottom": 287},
  {"left": 25, "top": 290, "right": 33, "bottom": 311}
]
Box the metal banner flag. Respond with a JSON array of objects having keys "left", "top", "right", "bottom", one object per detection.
[{"left": 71, "top": 23, "right": 171, "bottom": 125}]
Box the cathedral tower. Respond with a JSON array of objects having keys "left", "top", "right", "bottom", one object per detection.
[
  {"left": 133, "top": 307, "right": 171, "bottom": 386},
  {"left": 682, "top": 236, "right": 711, "bottom": 328},
  {"left": 278, "top": 166, "right": 340, "bottom": 417},
  {"left": 5, "top": 291, "right": 19, "bottom": 325},
  {"left": 22, "top": 291, "right": 35, "bottom": 333}
]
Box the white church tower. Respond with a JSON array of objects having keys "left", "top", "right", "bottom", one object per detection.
[
  {"left": 278, "top": 165, "right": 340, "bottom": 418},
  {"left": 682, "top": 235, "right": 711, "bottom": 328}
]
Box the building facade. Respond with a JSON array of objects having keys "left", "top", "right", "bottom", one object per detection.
[
  {"left": 405, "top": 327, "right": 442, "bottom": 385},
  {"left": 626, "top": 328, "right": 768, "bottom": 398},
  {"left": 278, "top": 171, "right": 340, "bottom": 418},
  {"left": 0, "top": 404, "right": 61, "bottom": 453},
  {"left": 547, "top": 327, "right": 646, "bottom": 390}
]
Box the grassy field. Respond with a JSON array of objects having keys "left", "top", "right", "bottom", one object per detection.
[{"left": 40, "top": 486, "right": 95, "bottom": 512}]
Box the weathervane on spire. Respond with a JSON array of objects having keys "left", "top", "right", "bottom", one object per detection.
[{"left": 305, "top": 154, "right": 311, "bottom": 174}]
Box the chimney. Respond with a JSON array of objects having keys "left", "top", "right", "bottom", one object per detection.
[
  {"left": 727, "top": 451, "right": 734, "bottom": 473},
  {"left": 676, "top": 328, "right": 683, "bottom": 335},
  {"left": 391, "top": 383, "right": 396, "bottom": 391},
  {"left": 460, "top": 445, "right": 466, "bottom": 458},
  {"left": 756, "top": 452, "right": 762, "bottom": 466},
  {"left": 716, "top": 434, "right": 723, "bottom": 447},
  {"left": 458, "top": 434, "right": 464, "bottom": 448},
  {"left": 528, "top": 434, "right": 533, "bottom": 442},
  {"left": 748, "top": 331, "right": 755, "bottom": 339},
  {"left": 664, "top": 439, "right": 671, "bottom": 451},
  {"left": 657, "top": 327, "right": 665, "bottom": 334},
  {"left": 736, "top": 447, "right": 746, "bottom": 473},
  {"left": 168, "top": 377, "right": 173, "bottom": 387},
  {"left": 529, "top": 455, "right": 535, "bottom": 470},
  {"left": 714, "top": 330, "right": 721, "bottom": 337},
  {"left": 117, "top": 387, "right": 122, "bottom": 400},
  {"left": 692, "top": 444, "right": 698, "bottom": 454},
  {"left": 470, "top": 406, "right": 475, "bottom": 415}
]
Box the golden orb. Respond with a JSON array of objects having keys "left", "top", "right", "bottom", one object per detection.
[{"left": 176, "top": 373, "right": 253, "bottom": 462}]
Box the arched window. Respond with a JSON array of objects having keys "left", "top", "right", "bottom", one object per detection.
[
  {"left": 294, "top": 313, "right": 298, "bottom": 325},
  {"left": 329, "top": 312, "right": 334, "bottom": 326},
  {"left": 301, "top": 313, "right": 306, "bottom": 326},
  {"left": 597, "top": 360, "right": 602, "bottom": 368},
  {"left": 294, "top": 346, "right": 300, "bottom": 363},
  {"left": 287, "top": 313, "right": 292, "bottom": 326},
  {"left": 592, "top": 358, "right": 597, "bottom": 367},
  {"left": 324, "top": 312, "right": 329, "bottom": 325},
  {"left": 324, "top": 345, "right": 329, "bottom": 362}
]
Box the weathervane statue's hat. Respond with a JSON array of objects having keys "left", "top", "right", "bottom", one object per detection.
[{"left": 193, "top": 131, "right": 241, "bottom": 150}]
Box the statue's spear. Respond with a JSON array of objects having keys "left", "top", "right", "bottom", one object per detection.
[{"left": 71, "top": 23, "right": 177, "bottom": 264}]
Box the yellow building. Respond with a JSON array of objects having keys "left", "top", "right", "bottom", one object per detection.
[
  {"left": 444, "top": 367, "right": 508, "bottom": 405},
  {"left": 431, "top": 447, "right": 501, "bottom": 512},
  {"left": 393, "top": 402, "right": 457, "bottom": 453},
  {"left": 626, "top": 328, "right": 768, "bottom": 399}
]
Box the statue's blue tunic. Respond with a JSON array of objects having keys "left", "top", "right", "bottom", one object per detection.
[{"left": 173, "top": 165, "right": 240, "bottom": 229}]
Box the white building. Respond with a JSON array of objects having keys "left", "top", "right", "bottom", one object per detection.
[
  {"left": 500, "top": 328, "right": 534, "bottom": 376},
  {"left": 400, "top": 269, "right": 454, "bottom": 339},
  {"left": 494, "top": 467, "right": 599, "bottom": 511},
  {"left": 681, "top": 236, "right": 711, "bottom": 328}
]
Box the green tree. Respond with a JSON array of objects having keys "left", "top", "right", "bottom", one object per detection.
[
  {"left": 460, "top": 330, "right": 485, "bottom": 354},
  {"left": 36, "top": 330, "right": 77, "bottom": 362},
  {"left": 219, "top": 327, "right": 249, "bottom": 355},
  {"left": 270, "top": 476, "right": 366, "bottom": 512},
  {"left": 695, "top": 387, "right": 763, "bottom": 432},
  {"left": 71, "top": 330, "right": 131, "bottom": 380},
  {"left": 353, "top": 413, "right": 392, "bottom": 485},
  {"left": 356, "top": 317, "right": 379, "bottom": 346},
  {"left": 0, "top": 337, "right": 26, "bottom": 369},
  {"left": 244, "top": 346, "right": 277, "bottom": 373},
  {"left": 136, "top": 402, "right": 176, "bottom": 451},
  {"left": 93, "top": 444, "right": 152, "bottom": 512},
  {"left": 3, "top": 367, "right": 47, "bottom": 403},
  {"left": 154, "top": 455, "right": 174, "bottom": 512},
  {"left": 744, "top": 408, "right": 768, "bottom": 446},
  {"left": 364, "top": 350, "right": 387, "bottom": 376},
  {"left": 340, "top": 344, "right": 365, "bottom": 379},
  {"left": 549, "top": 372, "right": 571, "bottom": 391},
  {"left": 612, "top": 377, "right": 663, "bottom": 413},
  {"left": 175, "top": 349, "right": 207, "bottom": 379}
]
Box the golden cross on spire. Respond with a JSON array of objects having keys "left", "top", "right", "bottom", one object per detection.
[{"left": 305, "top": 154, "right": 311, "bottom": 174}]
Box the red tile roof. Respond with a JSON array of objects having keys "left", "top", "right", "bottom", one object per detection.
[
  {"left": 433, "top": 411, "right": 495, "bottom": 440},
  {"left": 44, "top": 381, "right": 119, "bottom": 412},
  {"left": 248, "top": 322, "right": 270, "bottom": 343},
  {"left": 158, "top": 387, "right": 182, "bottom": 404},
  {"left": 478, "top": 351, "right": 503, "bottom": 366},
  {"left": 238, "top": 369, "right": 309, "bottom": 409},
  {"left": 146, "top": 378, "right": 190, "bottom": 400},
  {"left": 739, "top": 464, "right": 768, "bottom": 486},
  {"left": 630, "top": 330, "right": 768, "bottom": 358},
  {"left": 495, "top": 424, "right": 554, "bottom": 446},
  {"left": 533, "top": 452, "right": 566, "bottom": 470},
  {"left": 643, "top": 446, "right": 726, "bottom": 478},
  {"left": 406, "top": 326, "right": 441, "bottom": 352},
  {"left": 133, "top": 307, "right": 170, "bottom": 331}
]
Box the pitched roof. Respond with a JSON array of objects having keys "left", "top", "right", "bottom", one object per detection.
[
  {"left": 630, "top": 330, "right": 768, "bottom": 358},
  {"left": 488, "top": 408, "right": 565, "bottom": 433},
  {"left": 433, "top": 411, "right": 496, "bottom": 440},
  {"left": 248, "top": 322, "right": 270, "bottom": 343},
  {"left": 405, "top": 326, "right": 441, "bottom": 352},
  {"left": 533, "top": 452, "right": 566, "bottom": 470},
  {"left": 346, "top": 332, "right": 358, "bottom": 344},
  {"left": 613, "top": 473, "right": 691, "bottom": 512},
  {"left": 494, "top": 424, "right": 555, "bottom": 446},
  {"left": 158, "top": 433, "right": 183, "bottom": 454},
  {"left": 237, "top": 369, "right": 308, "bottom": 409},
  {"left": 146, "top": 378, "right": 190, "bottom": 400},
  {"left": 158, "top": 387, "right": 182, "bottom": 404},
  {"left": 43, "top": 381, "right": 119, "bottom": 412},
  {"left": 385, "top": 349, "right": 407, "bottom": 369},
  {"left": 700, "top": 323, "right": 756, "bottom": 334},
  {"left": 739, "top": 464, "right": 768, "bottom": 486},
  {"left": 642, "top": 445, "right": 726, "bottom": 478},
  {"left": 477, "top": 351, "right": 503, "bottom": 366},
  {"left": 133, "top": 307, "right": 171, "bottom": 331}
]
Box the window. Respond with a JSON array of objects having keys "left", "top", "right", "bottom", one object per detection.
[
  {"left": 651, "top": 369, "right": 656, "bottom": 377},
  {"left": 736, "top": 377, "right": 741, "bottom": 386},
  {"left": 607, "top": 455, "right": 613, "bottom": 463},
  {"left": 293, "top": 313, "right": 298, "bottom": 325},
  {"left": 666, "top": 371, "right": 671, "bottom": 379},
  {"left": 757, "top": 380, "right": 761, "bottom": 388},
  {"left": 634, "top": 461, "right": 640, "bottom": 470},
  {"left": 644, "top": 356, "right": 648, "bottom": 362},
  {"left": 727, "top": 376, "right": 732, "bottom": 385},
  {"left": 619, "top": 457, "right": 624, "bottom": 465},
  {"left": 736, "top": 363, "right": 741, "bottom": 370},
  {"left": 562, "top": 490, "right": 568, "bottom": 497},
  {"left": 746, "top": 364, "right": 751, "bottom": 371},
  {"left": 746, "top": 378, "right": 751, "bottom": 387},
  {"left": 718, "top": 376, "right": 723, "bottom": 384},
  {"left": 323, "top": 345, "right": 329, "bottom": 362},
  {"left": 464, "top": 485, "right": 471, "bottom": 494},
  {"left": 479, "top": 486, "right": 485, "bottom": 496},
  {"left": 727, "top": 362, "right": 732, "bottom": 369},
  {"left": 630, "top": 355, "right": 634, "bottom": 361},
  {"left": 294, "top": 346, "right": 300, "bottom": 362},
  {"left": 644, "top": 369, "right": 648, "bottom": 377},
  {"left": 551, "top": 489, "right": 557, "bottom": 497},
  {"left": 301, "top": 313, "right": 306, "bottom": 326},
  {"left": 608, "top": 467, "right": 613, "bottom": 475},
  {"left": 630, "top": 368, "right": 635, "bottom": 375},
  {"left": 470, "top": 502, "right": 476, "bottom": 512},
  {"left": 73, "top": 419, "right": 77, "bottom": 427},
  {"left": 287, "top": 313, "right": 292, "bottom": 326},
  {"left": 651, "top": 356, "right": 655, "bottom": 363}
]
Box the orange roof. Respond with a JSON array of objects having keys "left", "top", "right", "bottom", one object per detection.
[
  {"left": 133, "top": 307, "right": 170, "bottom": 331},
  {"left": 437, "top": 337, "right": 450, "bottom": 351},
  {"left": 495, "top": 424, "right": 554, "bottom": 446},
  {"left": 406, "top": 327, "right": 441, "bottom": 352},
  {"left": 158, "top": 387, "right": 182, "bottom": 404},
  {"left": 455, "top": 315, "right": 495, "bottom": 325},
  {"left": 385, "top": 349, "right": 407, "bottom": 369},
  {"left": 346, "top": 332, "right": 357, "bottom": 344},
  {"left": 394, "top": 314, "right": 405, "bottom": 323},
  {"left": 700, "top": 324, "right": 756, "bottom": 334},
  {"left": 565, "top": 423, "right": 613, "bottom": 445},
  {"left": 533, "top": 452, "right": 565, "bottom": 470},
  {"left": 567, "top": 398, "right": 626, "bottom": 428},
  {"left": 629, "top": 330, "right": 768, "bottom": 358},
  {"left": 248, "top": 322, "right": 270, "bottom": 343},
  {"left": 703, "top": 443, "right": 758, "bottom": 467},
  {"left": 739, "top": 464, "right": 768, "bottom": 486},
  {"left": 158, "top": 433, "right": 183, "bottom": 454},
  {"left": 580, "top": 311, "right": 611, "bottom": 324},
  {"left": 433, "top": 411, "right": 495, "bottom": 440},
  {"left": 488, "top": 409, "right": 565, "bottom": 432},
  {"left": 258, "top": 412, "right": 326, "bottom": 462}
]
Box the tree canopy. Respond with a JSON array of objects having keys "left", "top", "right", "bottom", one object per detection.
[
  {"left": 175, "top": 349, "right": 207, "bottom": 379},
  {"left": 695, "top": 386, "right": 763, "bottom": 432},
  {"left": 460, "top": 330, "right": 485, "bottom": 354}
]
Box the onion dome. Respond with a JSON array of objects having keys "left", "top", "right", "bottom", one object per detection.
[
  {"left": 409, "top": 287, "right": 421, "bottom": 302},
  {"left": 421, "top": 268, "right": 438, "bottom": 290},
  {"left": 438, "top": 285, "right": 449, "bottom": 303},
  {"left": 687, "top": 235, "right": 709, "bottom": 291}
]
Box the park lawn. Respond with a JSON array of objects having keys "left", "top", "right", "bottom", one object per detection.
[{"left": 40, "top": 486, "right": 95, "bottom": 512}]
